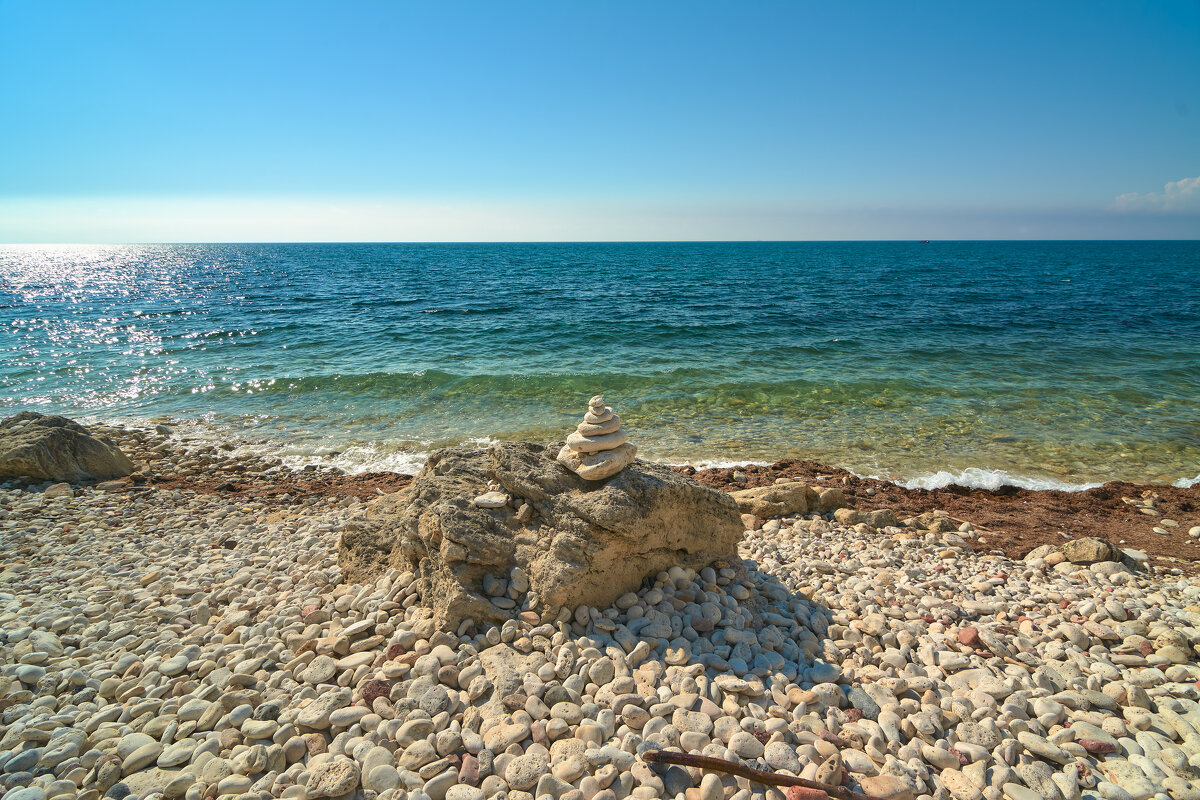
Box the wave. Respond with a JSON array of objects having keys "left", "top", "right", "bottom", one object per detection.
[
  {"left": 420, "top": 305, "right": 518, "bottom": 315},
  {"left": 1174, "top": 474, "right": 1200, "bottom": 489},
  {"left": 229, "top": 439, "right": 434, "bottom": 476},
  {"left": 889, "top": 468, "right": 1103, "bottom": 492}
]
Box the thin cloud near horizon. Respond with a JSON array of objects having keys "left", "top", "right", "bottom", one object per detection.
[
  {"left": 1112, "top": 176, "right": 1200, "bottom": 213},
  {"left": 1, "top": 194, "right": 1199, "bottom": 244}
]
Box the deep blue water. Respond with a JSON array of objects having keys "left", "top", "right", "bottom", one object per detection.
[{"left": 2, "top": 241, "right": 1198, "bottom": 487}]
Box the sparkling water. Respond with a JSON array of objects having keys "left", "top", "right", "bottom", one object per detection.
[{"left": 2, "top": 241, "right": 1198, "bottom": 487}]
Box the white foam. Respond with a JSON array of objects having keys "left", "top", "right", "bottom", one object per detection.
[
  {"left": 55, "top": 413, "right": 1198, "bottom": 491},
  {"left": 889, "top": 468, "right": 1103, "bottom": 492},
  {"left": 288, "top": 444, "right": 430, "bottom": 476},
  {"left": 83, "top": 413, "right": 434, "bottom": 476},
  {"left": 218, "top": 437, "right": 431, "bottom": 476},
  {"left": 183, "top": 429, "right": 512, "bottom": 476},
  {"left": 670, "top": 459, "right": 775, "bottom": 470}
]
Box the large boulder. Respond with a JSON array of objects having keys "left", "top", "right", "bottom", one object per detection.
[
  {"left": 339, "top": 441, "right": 743, "bottom": 630},
  {"left": 0, "top": 413, "right": 134, "bottom": 483}
]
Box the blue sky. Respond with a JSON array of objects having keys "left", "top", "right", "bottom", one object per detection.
[{"left": 1, "top": 1, "right": 1198, "bottom": 241}]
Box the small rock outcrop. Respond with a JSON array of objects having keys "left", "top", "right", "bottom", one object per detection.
[
  {"left": 729, "top": 481, "right": 814, "bottom": 517},
  {"left": 556, "top": 395, "right": 636, "bottom": 481},
  {"left": 1025, "top": 537, "right": 1125, "bottom": 567},
  {"left": 0, "top": 412, "right": 134, "bottom": 483},
  {"left": 339, "top": 441, "right": 742, "bottom": 630}
]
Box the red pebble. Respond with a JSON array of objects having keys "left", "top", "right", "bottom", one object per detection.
[
  {"left": 1079, "top": 739, "right": 1119, "bottom": 755},
  {"left": 458, "top": 754, "right": 479, "bottom": 786},
  {"left": 844, "top": 708, "right": 863, "bottom": 722},
  {"left": 958, "top": 626, "right": 980, "bottom": 647},
  {"left": 1139, "top": 640, "right": 1155, "bottom": 655},
  {"left": 786, "top": 788, "right": 829, "bottom": 800},
  {"left": 361, "top": 679, "right": 390, "bottom": 706},
  {"left": 386, "top": 642, "right": 405, "bottom": 660}
]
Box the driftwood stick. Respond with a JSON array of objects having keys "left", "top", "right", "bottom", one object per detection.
[{"left": 642, "top": 749, "right": 873, "bottom": 800}]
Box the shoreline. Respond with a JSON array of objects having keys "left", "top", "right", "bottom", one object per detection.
[
  {"left": 44, "top": 411, "right": 1200, "bottom": 496},
  {"left": 37, "top": 421, "right": 1200, "bottom": 572}
]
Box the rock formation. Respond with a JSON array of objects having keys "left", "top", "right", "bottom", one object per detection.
[
  {"left": 556, "top": 395, "right": 636, "bottom": 481},
  {"left": 728, "top": 480, "right": 819, "bottom": 518},
  {"left": 1025, "top": 537, "right": 1123, "bottom": 566},
  {"left": 0, "top": 412, "right": 134, "bottom": 483},
  {"left": 339, "top": 441, "right": 742, "bottom": 630}
]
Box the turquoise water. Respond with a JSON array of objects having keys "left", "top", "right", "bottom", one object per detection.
[{"left": 2, "top": 242, "right": 1198, "bottom": 487}]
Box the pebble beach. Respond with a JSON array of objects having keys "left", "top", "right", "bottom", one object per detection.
[{"left": 4, "top": 425, "right": 1200, "bottom": 800}]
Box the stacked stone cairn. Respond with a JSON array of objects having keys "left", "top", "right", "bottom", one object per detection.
[{"left": 555, "top": 394, "right": 637, "bottom": 481}]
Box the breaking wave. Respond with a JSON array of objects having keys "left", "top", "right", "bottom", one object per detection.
[{"left": 893, "top": 468, "right": 1103, "bottom": 492}]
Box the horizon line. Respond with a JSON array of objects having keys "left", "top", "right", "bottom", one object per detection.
[{"left": 4, "top": 238, "right": 1200, "bottom": 246}]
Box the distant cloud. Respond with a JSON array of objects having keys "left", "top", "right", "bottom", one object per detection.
[{"left": 1112, "top": 176, "right": 1200, "bottom": 212}]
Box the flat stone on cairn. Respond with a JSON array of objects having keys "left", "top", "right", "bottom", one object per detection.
[{"left": 557, "top": 394, "right": 636, "bottom": 480}]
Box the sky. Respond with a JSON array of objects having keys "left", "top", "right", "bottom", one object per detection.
[{"left": 1, "top": 1, "right": 1198, "bottom": 242}]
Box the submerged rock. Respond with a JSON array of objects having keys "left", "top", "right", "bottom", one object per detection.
[
  {"left": 0, "top": 412, "right": 134, "bottom": 482},
  {"left": 339, "top": 440, "right": 742, "bottom": 629}
]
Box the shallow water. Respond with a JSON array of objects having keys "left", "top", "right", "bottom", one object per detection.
[{"left": 2, "top": 241, "right": 1198, "bottom": 486}]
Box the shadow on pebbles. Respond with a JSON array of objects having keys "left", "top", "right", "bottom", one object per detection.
[{"left": 3, "top": 480, "right": 1200, "bottom": 800}]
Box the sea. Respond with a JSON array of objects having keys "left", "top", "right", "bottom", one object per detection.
[{"left": 2, "top": 241, "right": 1198, "bottom": 490}]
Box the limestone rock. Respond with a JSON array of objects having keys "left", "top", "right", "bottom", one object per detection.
[
  {"left": 858, "top": 773, "right": 917, "bottom": 800},
  {"left": 307, "top": 756, "right": 360, "bottom": 797},
  {"left": 833, "top": 507, "right": 899, "bottom": 528},
  {"left": 472, "top": 491, "right": 509, "bottom": 509},
  {"left": 339, "top": 441, "right": 742, "bottom": 629},
  {"left": 0, "top": 412, "right": 134, "bottom": 482},
  {"left": 1061, "top": 537, "right": 1119, "bottom": 564},
  {"left": 911, "top": 510, "right": 959, "bottom": 533},
  {"left": 557, "top": 443, "right": 636, "bottom": 482},
  {"left": 556, "top": 395, "right": 637, "bottom": 481},
  {"left": 1024, "top": 544, "right": 1054, "bottom": 562},
  {"left": 120, "top": 768, "right": 183, "bottom": 800},
  {"left": 729, "top": 481, "right": 815, "bottom": 517},
  {"left": 815, "top": 487, "right": 847, "bottom": 512}
]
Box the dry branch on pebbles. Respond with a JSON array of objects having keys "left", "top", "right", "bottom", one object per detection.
[{"left": 4, "top": 429, "right": 1200, "bottom": 800}]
